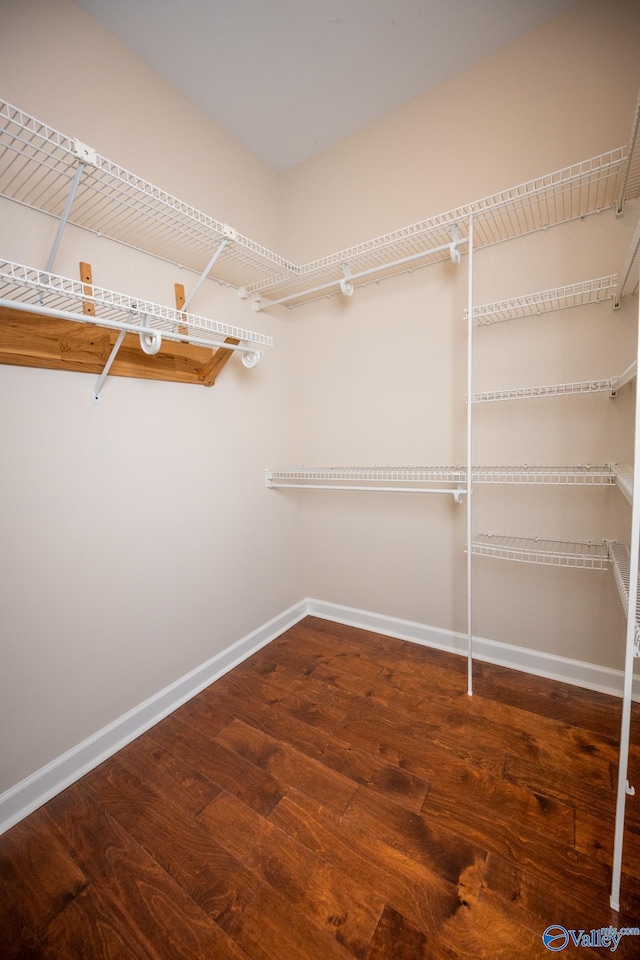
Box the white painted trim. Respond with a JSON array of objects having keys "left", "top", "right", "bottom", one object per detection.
[
  {"left": 0, "top": 600, "right": 308, "bottom": 837},
  {"left": 2, "top": 595, "right": 636, "bottom": 836},
  {"left": 304, "top": 598, "right": 640, "bottom": 701}
]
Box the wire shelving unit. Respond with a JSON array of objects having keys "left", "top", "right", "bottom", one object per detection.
[
  {"left": 471, "top": 362, "right": 637, "bottom": 404},
  {"left": 1, "top": 99, "right": 638, "bottom": 311},
  {"left": 616, "top": 465, "right": 634, "bottom": 505},
  {"left": 608, "top": 542, "right": 640, "bottom": 656},
  {"left": 615, "top": 218, "right": 640, "bottom": 306},
  {"left": 467, "top": 276, "right": 617, "bottom": 326},
  {"left": 2, "top": 88, "right": 640, "bottom": 911},
  {"left": 0, "top": 100, "right": 296, "bottom": 291},
  {"left": 0, "top": 259, "right": 273, "bottom": 356},
  {"left": 470, "top": 534, "right": 610, "bottom": 570},
  {"left": 266, "top": 464, "right": 619, "bottom": 489}
]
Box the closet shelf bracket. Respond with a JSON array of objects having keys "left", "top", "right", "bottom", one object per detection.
[
  {"left": 93, "top": 328, "right": 126, "bottom": 402},
  {"left": 44, "top": 159, "right": 86, "bottom": 276},
  {"left": 610, "top": 360, "right": 637, "bottom": 396},
  {"left": 181, "top": 239, "right": 228, "bottom": 314}
]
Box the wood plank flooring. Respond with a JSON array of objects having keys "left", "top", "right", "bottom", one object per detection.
[{"left": 2, "top": 616, "right": 640, "bottom": 959}]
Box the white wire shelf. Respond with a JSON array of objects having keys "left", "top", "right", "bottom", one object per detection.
[
  {"left": 617, "top": 87, "right": 640, "bottom": 214},
  {"left": 472, "top": 464, "right": 617, "bottom": 485},
  {"left": 2, "top": 97, "right": 639, "bottom": 312},
  {"left": 251, "top": 148, "right": 630, "bottom": 309},
  {"left": 616, "top": 465, "right": 634, "bottom": 505},
  {"left": 0, "top": 259, "right": 273, "bottom": 353},
  {"left": 0, "top": 99, "right": 296, "bottom": 291},
  {"left": 471, "top": 534, "right": 610, "bottom": 570},
  {"left": 267, "top": 464, "right": 618, "bottom": 488},
  {"left": 265, "top": 467, "right": 467, "bottom": 498},
  {"left": 472, "top": 361, "right": 637, "bottom": 403},
  {"left": 616, "top": 216, "right": 640, "bottom": 304},
  {"left": 607, "top": 542, "right": 640, "bottom": 656},
  {"left": 467, "top": 276, "right": 617, "bottom": 326}
]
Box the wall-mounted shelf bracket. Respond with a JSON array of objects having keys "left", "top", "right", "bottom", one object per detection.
[
  {"left": 93, "top": 328, "right": 126, "bottom": 402},
  {"left": 44, "top": 159, "right": 86, "bottom": 275},
  {"left": 449, "top": 224, "right": 461, "bottom": 264},
  {"left": 339, "top": 264, "right": 354, "bottom": 296},
  {"left": 610, "top": 360, "right": 637, "bottom": 396},
  {"left": 182, "top": 239, "right": 228, "bottom": 314}
]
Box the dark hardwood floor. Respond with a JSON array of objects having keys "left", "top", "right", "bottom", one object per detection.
[{"left": 2, "top": 616, "right": 640, "bottom": 959}]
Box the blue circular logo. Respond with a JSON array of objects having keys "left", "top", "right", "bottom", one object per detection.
[{"left": 542, "top": 926, "right": 569, "bottom": 951}]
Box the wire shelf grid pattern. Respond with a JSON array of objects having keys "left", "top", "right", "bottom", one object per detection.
[
  {"left": 607, "top": 542, "right": 640, "bottom": 655},
  {"left": 468, "top": 276, "right": 618, "bottom": 326},
  {"left": 267, "top": 464, "right": 617, "bottom": 487},
  {"left": 0, "top": 260, "right": 274, "bottom": 349},
  {"left": 471, "top": 534, "right": 610, "bottom": 569},
  {"left": 617, "top": 217, "right": 640, "bottom": 301},
  {"left": 250, "top": 149, "right": 628, "bottom": 306},
  {"left": 618, "top": 88, "right": 640, "bottom": 210},
  {"left": 0, "top": 100, "right": 297, "bottom": 290},
  {"left": 0, "top": 99, "right": 633, "bottom": 310},
  {"left": 472, "top": 379, "right": 617, "bottom": 403}
]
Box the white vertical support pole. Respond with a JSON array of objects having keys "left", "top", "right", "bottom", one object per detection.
[
  {"left": 467, "top": 213, "right": 474, "bottom": 697},
  {"left": 610, "top": 293, "right": 640, "bottom": 911}
]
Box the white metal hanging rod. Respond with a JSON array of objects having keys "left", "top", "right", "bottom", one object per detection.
[
  {"left": 266, "top": 480, "right": 466, "bottom": 501},
  {"left": 0, "top": 298, "right": 263, "bottom": 355},
  {"left": 255, "top": 236, "right": 469, "bottom": 310}
]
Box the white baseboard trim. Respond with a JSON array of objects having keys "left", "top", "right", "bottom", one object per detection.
[
  {"left": 0, "top": 600, "right": 308, "bottom": 837},
  {"left": 2, "top": 595, "right": 637, "bottom": 837},
  {"left": 304, "top": 598, "right": 640, "bottom": 702}
]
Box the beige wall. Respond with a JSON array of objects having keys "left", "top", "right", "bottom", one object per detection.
[
  {"left": 0, "top": 0, "right": 304, "bottom": 792},
  {"left": 281, "top": 0, "right": 640, "bottom": 666},
  {"left": 281, "top": 0, "right": 640, "bottom": 262},
  {"left": 1, "top": 0, "right": 640, "bottom": 796}
]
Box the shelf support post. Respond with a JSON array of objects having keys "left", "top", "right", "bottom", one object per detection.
[
  {"left": 610, "top": 288, "right": 640, "bottom": 911},
  {"left": 467, "top": 213, "right": 474, "bottom": 697}
]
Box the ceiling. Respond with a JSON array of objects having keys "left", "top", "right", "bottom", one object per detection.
[{"left": 75, "top": 0, "right": 576, "bottom": 172}]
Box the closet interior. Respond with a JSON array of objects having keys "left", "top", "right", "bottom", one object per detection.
[{"left": 1, "top": 80, "right": 639, "bottom": 910}]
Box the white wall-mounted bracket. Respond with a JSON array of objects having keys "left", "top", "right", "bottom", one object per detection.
[
  {"left": 44, "top": 160, "right": 86, "bottom": 275},
  {"left": 610, "top": 360, "right": 637, "bottom": 396},
  {"left": 241, "top": 349, "right": 263, "bottom": 369},
  {"left": 339, "top": 264, "right": 354, "bottom": 296},
  {"left": 93, "top": 328, "right": 126, "bottom": 402},
  {"left": 449, "top": 224, "right": 461, "bottom": 264},
  {"left": 181, "top": 239, "right": 228, "bottom": 315}
]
